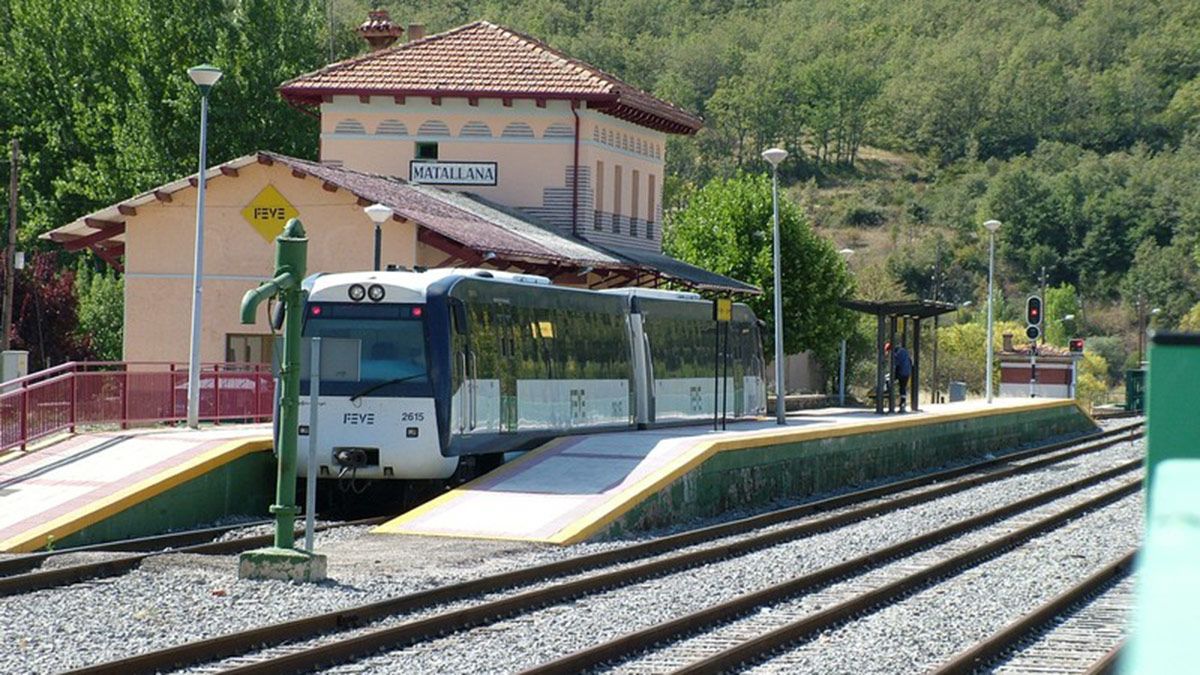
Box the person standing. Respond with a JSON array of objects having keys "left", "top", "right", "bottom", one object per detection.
[{"left": 894, "top": 344, "right": 913, "bottom": 412}]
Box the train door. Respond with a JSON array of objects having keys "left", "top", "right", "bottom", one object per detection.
[
  {"left": 454, "top": 305, "right": 478, "bottom": 434},
  {"left": 497, "top": 310, "right": 518, "bottom": 432}
]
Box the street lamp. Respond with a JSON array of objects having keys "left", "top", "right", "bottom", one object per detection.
[
  {"left": 983, "top": 219, "right": 1001, "bottom": 404},
  {"left": 838, "top": 248, "right": 854, "bottom": 406},
  {"left": 185, "top": 64, "right": 222, "bottom": 429},
  {"left": 363, "top": 203, "right": 393, "bottom": 271},
  {"left": 762, "top": 147, "right": 788, "bottom": 424}
]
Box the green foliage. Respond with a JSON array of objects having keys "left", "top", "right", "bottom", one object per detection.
[
  {"left": 1083, "top": 336, "right": 1128, "bottom": 385},
  {"left": 934, "top": 319, "right": 1024, "bottom": 394},
  {"left": 1180, "top": 301, "right": 1200, "bottom": 331},
  {"left": 664, "top": 172, "right": 854, "bottom": 370},
  {"left": 1044, "top": 284, "right": 1080, "bottom": 346},
  {"left": 1075, "top": 351, "right": 1111, "bottom": 410},
  {"left": 74, "top": 261, "right": 123, "bottom": 361}
]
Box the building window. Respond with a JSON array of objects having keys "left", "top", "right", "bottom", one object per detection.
[
  {"left": 417, "top": 120, "right": 451, "bottom": 136},
  {"left": 613, "top": 165, "right": 623, "bottom": 234},
  {"left": 415, "top": 142, "right": 439, "bottom": 160},
  {"left": 459, "top": 121, "right": 492, "bottom": 137},
  {"left": 595, "top": 160, "right": 604, "bottom": 230},
  {"left": 630, "top": 169, "right": 640, "bottom": 237},
  {"left": 226, "top": 334, "right": 274, "bottom": 364},
  {"left": 647, "top": 174, "right": 657, "bottom": 239},
  {"left": 501, "top": 122, "right": 535, "bottom": 138},
  {"left": 334, "top": 119, "right": 366, "bottom": 135},
  {"left": 543, "top": 122, "right": 574, "bottom": 138},
  {"left": 376, "top": 119, "right": 408, "bottom": 135}
]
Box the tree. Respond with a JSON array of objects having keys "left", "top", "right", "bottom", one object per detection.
[
  {"left": 1043, "top": 283, "right": 1080, "bottom": 346},
  {"left": 75, "top": 261, "right": 124, "bottom": 361},
  {"left": 7, "top": 253, "right": 94, "bottom": 369},
  {"left": 664, "top": 172, "right": 855, "bottom": 372}
]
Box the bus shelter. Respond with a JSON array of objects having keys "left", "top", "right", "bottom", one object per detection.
[{"left": 840, "top": 299, "right": 958, "bottom": 414}]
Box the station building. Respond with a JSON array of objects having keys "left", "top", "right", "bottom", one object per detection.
[{"left": 44, "top": 15, "right": 755, "bottom": 365}]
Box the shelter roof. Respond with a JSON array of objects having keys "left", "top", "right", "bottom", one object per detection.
[
  {"left": 278, "top": 21, "right": 702, "bottom": 135},
  {"left": 42, "top": 151, "right": 755, "bottom": 294},
  {"left": 840, "top": 299, "right": 959, "bottom": 319}
]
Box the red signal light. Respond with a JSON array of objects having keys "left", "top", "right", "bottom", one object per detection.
[
  {"left": 411, "top": 306, "right": 423, "bottom": 318},
  {"left": 1069, "top": 338, "right": 1084, "bottom": 353},
  {"left": 310, "top": 305, "right": 322, "bottom": 316}
]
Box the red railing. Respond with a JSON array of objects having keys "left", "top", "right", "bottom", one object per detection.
[{"left": 0, "top": 362, "right": 275, "bottom": 452}]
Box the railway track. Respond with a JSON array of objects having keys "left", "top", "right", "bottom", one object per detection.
[
  {"left": 0, "top": 517, "right": 386, "bottom": 596},
  {"left": 932, "top": 551, "right": 1134, "bottom": 674},
  {"left": 65, "top": 424, "right": 1142, "bottom": 674}
]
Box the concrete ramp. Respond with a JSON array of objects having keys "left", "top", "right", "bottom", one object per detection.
[
  {"left": 376, "top": 399, "right": 1096, "bottom": 544},
  {"left": 0, "top": 426, "right": 273, "bottom": 552}
]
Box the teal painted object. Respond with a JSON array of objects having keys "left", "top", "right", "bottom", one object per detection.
[
  {"left": 1124, "top": 460, "right": 1200, "bottom": 674},
  {"left": 52, "top": 450, "right": 274, "bottom": 549},
  {"left": 603, "top": 403, "right": 1095, "bottom": 539},
  {"left": 1143, "top": 335, "right": 1200, "bottom": 495},
  {"left": 239, "top": 218, "right": 307, "bottom": 551}
]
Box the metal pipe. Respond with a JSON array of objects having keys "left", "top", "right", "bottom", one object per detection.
[
  {"left": 838, "top": 338, "right": 847, "bottom": 406},
  {"left": 985, "top": 230, "right": 996, "bottom": 404},
  {"left": 186, "top": 93, "right": 210, "bottom": 428},
  {"left": 771, "top": 166, "right": 785, "bottom": 425},
  {"left": 373, "top": 223, "right": 381, "bottom": 272}
]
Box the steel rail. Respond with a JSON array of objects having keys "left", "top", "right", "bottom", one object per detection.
[
  {"left": 67, "top": 425, "right": 1141, "bottom": 675},
  {"left": 0, "top": 519, "right": 274, "bottom": 577},
  {"left": 1086, "top": 641, "right": 1125, "bottom": 675},
  {"left": 203, "top": 461, "right": 1140, "bottom": 675},
  {"left": 0, "top": 517, "right": 385, "bottom": 596},
  {"left": 671, "top": 481, "right": 1141, "bottom": 675},
  {"left": 930, "top": 550, "right": 1136, "bottom": 674},
  {"left": 525, "top": 464, "right": 1141, "bottom": 675}
]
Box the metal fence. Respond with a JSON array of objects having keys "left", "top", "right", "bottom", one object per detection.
[{"left": 0, "top": 362, "right": 275, "bottom": 452}]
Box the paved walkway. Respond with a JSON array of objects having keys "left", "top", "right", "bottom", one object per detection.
[
  {"left": 377, "top": 399, "right": 1085, "bottom": 544},
  {"left": 0, "top": 425, "right": 270, "bottom": 552}
]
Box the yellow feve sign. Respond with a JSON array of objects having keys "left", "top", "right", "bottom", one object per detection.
[
  {"left": 241, "top": 185, "right": 300, "bottom": 243},
  {"left": 714, "top": 298, "right": 733, "bottom": 323}
]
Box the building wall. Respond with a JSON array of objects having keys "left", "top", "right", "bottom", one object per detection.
[
  {"left": 319, "top": 96, "right": 666, "bottom": 252},
  {"left": 122, "top": 161, "right": 418, "bottom": 363}
]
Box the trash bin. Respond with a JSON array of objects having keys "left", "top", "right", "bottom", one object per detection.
[
  {"left": 1125, "top": 368, "right": 1146, "bottom": 412},
  {"left": 949, "top": 381, "right": 967, "bottom": 402}
]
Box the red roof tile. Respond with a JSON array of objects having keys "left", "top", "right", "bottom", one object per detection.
[{"left": 279, "top": 21, "right": 701, "bottom": 134}]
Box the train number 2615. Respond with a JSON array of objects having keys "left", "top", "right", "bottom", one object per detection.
[{"left": 400, "top": 411, "right": 425, "bottom": 422}]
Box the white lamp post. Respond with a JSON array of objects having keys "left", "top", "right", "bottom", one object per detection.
[
  {"left": 762, "top": 147, "right": 788, "bottom": 424},
  {"left": 363, "top": 203, "right": 394, "bottom": 271},
  {"left": 984, "top": 219, "right": 1002, "bottom": 404},
  {"left": 185, "top": 64, "right": 222, "bottom": 429},
  {"left": 838, "top": 248, "right": 854, "bottom": 406}
]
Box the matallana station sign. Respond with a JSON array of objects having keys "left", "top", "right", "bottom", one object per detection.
[{"left": 409, "top": 161, "right": 498, "bottom": 186}]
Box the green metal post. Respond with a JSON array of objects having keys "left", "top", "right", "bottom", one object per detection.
[
  {"left": 238, "top": 218, "right": 313, "bottom": 558},
  {"left": 1143, "top": 334, "right": 1200, "bottom": 496}
]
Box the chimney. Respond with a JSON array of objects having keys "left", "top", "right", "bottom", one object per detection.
[
  {"left": 358, "top": 9, "right": 403, "bottom": 51},
  {"left": 1002, "top": 333, "right": 1014, "bottom": 352},
  {"left": 407, "top": 23, "right": 426, "bottom": 41}
]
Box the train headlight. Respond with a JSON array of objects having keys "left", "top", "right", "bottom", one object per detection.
[
  {"left": 367, "top": 284, "right": 386, "bottom": 302},
  {"left": 348, "top": 284, "right": 366, "bottom": 302}
]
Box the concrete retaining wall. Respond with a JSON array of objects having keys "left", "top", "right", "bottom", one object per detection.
[
  {"left": 53, "top": 450, "right": 275, "bottom": 549},
  {"left": 602, "top": 403, "right": 1096, "bottom": 539}
]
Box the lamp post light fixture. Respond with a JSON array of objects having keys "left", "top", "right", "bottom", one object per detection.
[
  {"left": 185, "top": 64, "right": 223, "bottom": 429},
  {"left": 983, "top": 219, "right": 1002, "bottom": 404},
  {"left": 837, "top": 248, "right": 854, "bottom": 406},
  {"left": 363, "top": 203, "right": 394, "bottom": 271},
  {"left": 762, "top": 147, "right": 788, "bottom": 424}
]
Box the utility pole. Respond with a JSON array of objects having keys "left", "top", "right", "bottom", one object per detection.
[
  {"left": 3, "top": 139, "right": 18, "bottom": 353},
  {"left": 1039, "top": 265, "right": 1047, "bottom": 345}
]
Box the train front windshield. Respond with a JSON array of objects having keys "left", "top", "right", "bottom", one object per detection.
[{"left": 301, "top": 302, "right": 430, "bottom": 398}]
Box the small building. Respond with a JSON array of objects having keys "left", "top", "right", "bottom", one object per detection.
[
  {"left": 997, "top": 334, "right": 1081, "bottom": 399},
  {"left": 43, "top": 14, "right": 754, "bottom": 366}
]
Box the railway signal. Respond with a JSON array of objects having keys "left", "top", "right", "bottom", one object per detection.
[
  {"left": 1069, "top": 338, "right": 1084, "bottom": 353},
  {"left": 1025, "top": 296, "right": 1042, "bottom": 341}
]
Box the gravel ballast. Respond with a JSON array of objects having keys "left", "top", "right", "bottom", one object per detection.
[{"left": 0, "top": 428, "right": 1144, "bottom": 674}]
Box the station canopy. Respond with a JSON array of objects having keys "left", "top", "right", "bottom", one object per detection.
[{"left": 841, "top": 298, "right": 959, "bottom": 414}]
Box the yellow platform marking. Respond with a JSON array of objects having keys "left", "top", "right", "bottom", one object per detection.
[
  {"left": 377, "top": 399, "right": 1088, "bottom": 544},
  {"left": 0, "top": 436, "right": 272, "bottom": 553}
]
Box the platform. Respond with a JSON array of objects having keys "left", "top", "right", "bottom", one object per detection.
[
  {"left": 0, "top": 425, "right": 273, "bottom": 553},
  {"left": 377, "top": 398, "right": 1096, "bottom": 544}
]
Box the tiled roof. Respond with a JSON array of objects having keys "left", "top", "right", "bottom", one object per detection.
[
  {"left": 43, "top": 151, "right": 758, "bottom": 294},
  {"left": 279, "top": 21, "right": 701, "bottom": 135}
]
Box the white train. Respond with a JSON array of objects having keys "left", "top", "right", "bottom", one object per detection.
[{"left": 298, "top": 268, "right": 766, "bottom": 482}]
